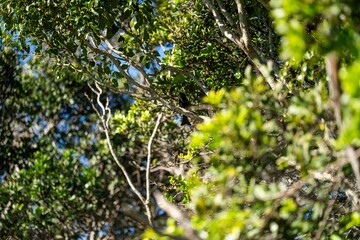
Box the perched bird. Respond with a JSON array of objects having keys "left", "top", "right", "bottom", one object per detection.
[
  {"left": 179, "top": 92, "right": 191, "bottom": 126},
  {"left": 179, "top": 92, "right": 190, "bottom": 108},
  {"left": 181, "top": 114, "right": 191, "bottom": 126}
]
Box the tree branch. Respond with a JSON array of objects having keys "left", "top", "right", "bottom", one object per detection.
[
  {"left": 202, "top": 0, "right": 240, "bottom": 46},
  {"left": 202, "top": 0, "right": 278, "bottom": 89},
  {"left": 215, "top": 0, "right": 240, "bottom": 34},
  {"left": 256, "top": 0, "right": 270, "bottom": 11},
  {"left": 85, "top": 84, "right": 154, "bottom": 226},
  {"left": 234, "top": 0, "right": 251, "bottom": 49},
  {"left": 153, "top": 190, "right": 202, "bottom": 240},
  {"left": 326, "top": 52, "right": 360, "bottom": 188},
  {"left": 143, "top": 49, "right": 210, "bottom": 96},
  {"left": 146, "top": 113, "right": 163, "bottom": 205},
  {"left": 82, "top": 34, "right": 208, "bottom": 123}
]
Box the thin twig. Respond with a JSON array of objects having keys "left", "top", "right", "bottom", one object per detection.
[
  {"left": 85, "top": 84, "right": 154, "bottom": 226},
  {"left": 314, "top": 173, "right": 343, "bottom": 240},
  {"left": 256, "top": 0, "right": 270, "bottom": 11},
  {"left": 146, "top": 113, "right": 163, "bottom": 204},
  {"left": 259, "top": 157, "right": 346, "bottom": 233}
]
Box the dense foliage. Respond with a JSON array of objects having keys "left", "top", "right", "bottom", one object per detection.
[{"left": 1, "top": 0, "right": 360, "bottom": 239}]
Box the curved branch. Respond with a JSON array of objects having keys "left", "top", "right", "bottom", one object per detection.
[
  {"left": 85, "top": 86, "right": 154, "bottom": 226},
  {"left": 154, "top": 191, "right": 202, "bottom": 240},
  {"left": 146, "top": 113, "right": 163, "bottom": 204},
  {"left": 82, "top": 35, "right": 208, "bottom": 122}
]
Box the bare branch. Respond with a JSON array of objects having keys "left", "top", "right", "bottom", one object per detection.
[
  {"left": 83, "top": 35, "right": 208, "bottom": 123},
  {"left": 202, "top": 0, "right": 278, "bottom": 89},
  {"left": 158, "top": 64, "right": 209, "bottom": 96},
  {"left": 154, "top": 191, "right": 202, "bottom": 240},
  {"left": 234, "top": 0, "right": 251, "bottom": 49},
  {"left": 103, "top": 38, "right": 152, "bottom": 87},
  {"left": 95, "top": 82, "right": 106, "bottom": 117},
  {"left": 202, "top": 0, "right": 240, "bottom": 46},
  {"left": 86, "top": 84, "right": 154, "bottom": 226},
  {"left": 146, "top": 113, "right": 163, "bottom": 205},
  {"left": 346, "top": 147, "right": 360, "bottom": 190},
  {"left": 143, "top": 49, "right": 210, "bottom": 96},
  {"left": 83, "top": 35, "right": 151, "bottom": 92}
]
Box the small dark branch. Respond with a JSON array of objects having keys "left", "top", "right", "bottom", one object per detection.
[
  {"left": 161, "top": 65, "right": 209, "bottom": 96},
  {"left": 143, "top": 49, "right": 209, "bottom": 96},
  {"left": 256, "top": 0, "right": 270, "bottom": 11},
  {"left": 314, "top": 173, "right": 343, "bottom": 240}
]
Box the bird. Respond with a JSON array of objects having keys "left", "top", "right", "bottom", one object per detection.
[
  {"left": 179, "top": 92, "right": 190, "bottom": 108},
  {"left": 179, "top": 92, "right": 191, "bottom": 126}
]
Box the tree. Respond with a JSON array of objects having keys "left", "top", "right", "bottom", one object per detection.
[{"left": 1, "top": 0, "right": 360, "bottom": 239}]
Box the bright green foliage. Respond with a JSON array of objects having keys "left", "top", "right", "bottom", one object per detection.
[
  {"left": 184, "top": 75, "right": 343, "bottom": 239},
  {"left": 272, "top": 0, "right": 360, "bottom": 151},
  {"left": 271, "top": 0, "right": 360, "bottom": 62},
  {"left": 1, "top": 0, "right": 360, "bottom": 239},
  {"left": 146, "top": 0, "right": 360, "bottom": 239},
  {"left": 339, "top": 57, "right": 360, "bottom": 146},
  {"left": 113, "top": 101, "right": 155, "bottom": 138}
]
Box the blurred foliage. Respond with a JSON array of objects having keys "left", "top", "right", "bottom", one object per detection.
[{"left": 1, "top": 0, "right": 360, "bottom": 239}]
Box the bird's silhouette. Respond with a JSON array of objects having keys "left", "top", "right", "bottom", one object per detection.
[{"left": 179, "top": 92, "right": 191, "bottom": 126}]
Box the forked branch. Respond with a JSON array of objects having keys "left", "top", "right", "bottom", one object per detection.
[
  {"left": 85, "top": 82, "right": 154, "bottom": 226},
  {"left": 202, "top": 0, "right": 278, "bottom": 89}
]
